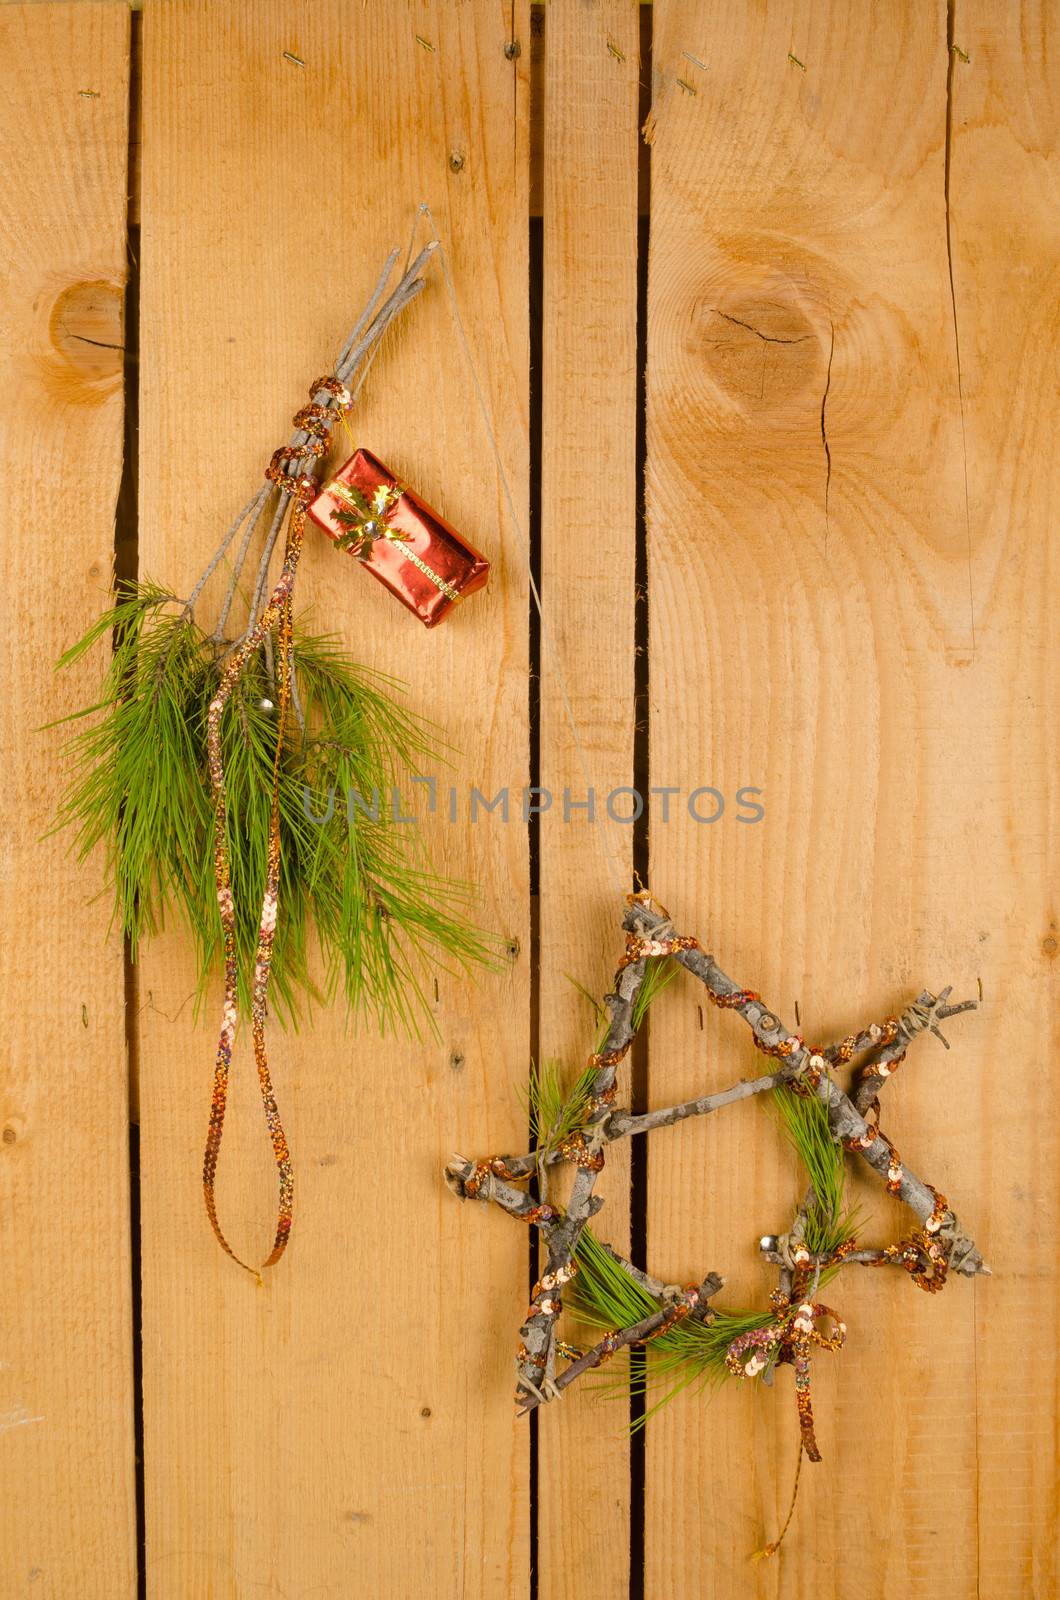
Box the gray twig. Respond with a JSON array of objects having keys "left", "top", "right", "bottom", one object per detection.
[
  {"left": 609, "top": 1069, "right": 789, "bottom": 1138},
  {"left": 510, "top": 954, "right": 650, "bottom": 1398},
  {"left": 763, "top": 1244, "right": 926, "bottom": 1270},
  {"left": 598, "top": 1241, "right": 683, "bottom": 1302}
]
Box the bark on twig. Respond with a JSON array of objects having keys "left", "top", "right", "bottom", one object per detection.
[
  {"left": 512, "top": 954, "right": 650, "bottom": 1399},
  {"left": 609, "top": 1069, "right": 789, "bottom": 1138},
  {"left": 485, "top": 1064, "right": 793, "bottom": 1182},
  {"left": 762, "top": 1244, "right": 926, "bottom": 1270}
]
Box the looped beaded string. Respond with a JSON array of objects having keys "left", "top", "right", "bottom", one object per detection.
[
  {"left": 203, "top": 377, "right": 350, "bottom": 1281},
  {"left": 726, "top": 1286, "right": 847, "bottom": 1559},
  {"left": 874, "top": 1186, "right": 951, "bottom": 1293},
  {"left": 618, "top": 928, "right": 700, "bottom": 969},
  {"left": 725, "top": 1290, "right": 847, "bottom": 1462},
  {"left": 553, "top": 1132, "right": 605, "bottom": 1172}
]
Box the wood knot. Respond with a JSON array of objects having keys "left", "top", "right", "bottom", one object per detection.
[
  {"left": 48, "top": 280, "right": 124, "bottom": 391},
  {"left": 698, "top": 296, "right": 822, "bottom": 412}
]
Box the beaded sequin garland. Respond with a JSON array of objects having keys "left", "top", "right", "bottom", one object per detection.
[
  {"left": 202, "top": 378, "right": 352, "bottom": 1277},
  {"left": 446, "top": 892, "right": 988, "bottom": 1553}
]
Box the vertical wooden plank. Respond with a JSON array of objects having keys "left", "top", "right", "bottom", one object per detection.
[
  {"left": 0, "top": 5, "right": 136, "bottom": 1596},
  {"left": 137, "top": 3, "right": 529, "bottom": 1594},
  {"left": 538, "top": 3, "right": 641, "bottom": 1594},
  {"left": 643, "top": 1, "right": 1049, "bottom": 1595},
  {"left": 947, "top": 5, "right": 1058, "bottom": 1594}
]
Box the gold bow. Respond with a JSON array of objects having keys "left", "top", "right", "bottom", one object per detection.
[{"left": 329, "top": 479, "right": 408, "bottom": 558}]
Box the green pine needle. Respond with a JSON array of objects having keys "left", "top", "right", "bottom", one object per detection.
[
  {"left": 564, "top": 973, "right": 606, "bottom": 1032},
  {"left": 630, "top": 955, "right": 680, "bottom": 1030},
  {"left": 50, "top": 583, "right": 498, "bottom": 1032},
  {"left": 564, "top": 954, "right": 681, "bottom": 1057},
  {"left": 525, "top": 1060, "right": 595, "bottom": 1153},
  {"left": 570, "top": 1227, "right": 772, "bottom": 1425},
  {"left": 772, "top": 1077, "right": 860, "bottom": 1257}
]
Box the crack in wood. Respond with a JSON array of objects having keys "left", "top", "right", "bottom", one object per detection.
[
  {"left": 820, "top": 320, "right": 834, "bottom": 540},
  {"left": 712, "top": 307, "right": 812, "bottom": 345}
]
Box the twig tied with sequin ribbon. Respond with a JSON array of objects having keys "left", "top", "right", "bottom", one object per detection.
[
  {"left": 725, "top": 1288, "right": 846, "bottom": 1462},
  {"left": 203, "top": 379, "right": 351, "bottom": 1278}
]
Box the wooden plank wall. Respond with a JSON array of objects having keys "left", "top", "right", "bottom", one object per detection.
[
  {"left": 0, "top": 5, "right": 137, "bottom": 1596},
  {"left": 646, "top": 3, "right": 1057, "bottom": 1599},
  {"left": 136, "top": 3, "right": 529, "bottom": 1595},
  {"left": 2, "top": 1, "right": 1056, "bottom": 1596},
  {"left": 949, "top": 7, "right": 1058, "bottom": 1591},
  {"left": 538, "top": 4, "right": 641, "bottom": 1594}
]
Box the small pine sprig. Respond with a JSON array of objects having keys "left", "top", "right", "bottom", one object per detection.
[
  {"left": 629, "top": 954, "right": 680, "bottom": 1032},
  {"left": 570, "top": 1227, "right": 772, "bottom": 1425},
  {"left": 50, "top": 582, "right": 497, "bottom": 1032},
  {"left": 525, "top": 1060, "right": 596, "bottom": 1159},
  {"left": 772, "top": 1076, "right": 860, "bottom": 1258},
  {"left": 567, "top": 953, "right": 680, "bottom": 1053}
]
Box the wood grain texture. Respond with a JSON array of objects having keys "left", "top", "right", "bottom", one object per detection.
[
  {"left": 1, "top": 1, "right": 1055, "bottom": 1592},
  {"left": 537, "top": 3, "right": 641, "bottom": 1594},
  {"left": 644, "top": 1, "right": 1056, "bottom": 1595},
  {"left": 948, "top": 5, "right": 1058, "bottom": 1594},
  {"left": 0, "top": 4, "right": 136, "bottom": 1596},
  {"left": 136, "top": 3, "right": 529, "bottom": 1594}
]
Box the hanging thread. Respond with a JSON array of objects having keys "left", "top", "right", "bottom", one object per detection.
[{"left": 416, "top": 203, "right": 628, "bottom": 899}]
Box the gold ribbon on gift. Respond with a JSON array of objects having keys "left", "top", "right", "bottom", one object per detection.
[{"left": 326, "top": 478, "right": 463, "bottom": 603}]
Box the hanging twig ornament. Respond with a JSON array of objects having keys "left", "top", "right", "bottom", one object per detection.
[
  {"left": 447, "top": 892, "right": 987, "bottom": 1551},
  {"left": 54, "top": 246, "right": 498, "bottom": 1274}
]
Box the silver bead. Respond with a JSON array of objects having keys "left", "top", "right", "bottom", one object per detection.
[
  {"left": 259, "top": 698, "right": 275, "bottom": 713},
  {"left": 759, "top": 1235, "right": 779, "bottom": 1253}
]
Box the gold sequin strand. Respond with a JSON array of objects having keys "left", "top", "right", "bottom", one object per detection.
[{"left": 202, "top": 378, "right": 350, "bottom": 1279}]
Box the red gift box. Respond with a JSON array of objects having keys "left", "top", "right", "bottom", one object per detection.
[{"left": 307, "top": 448, "right": 489, "bottom": 628}]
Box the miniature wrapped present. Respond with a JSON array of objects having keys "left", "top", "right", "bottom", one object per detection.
[{"left": 307, "top": 447, "right": 489, "bottom": 627}]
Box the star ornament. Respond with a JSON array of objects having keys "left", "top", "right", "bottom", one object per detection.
[{"left": 446, "top": 892, "right": 987, "bottom": 1554}]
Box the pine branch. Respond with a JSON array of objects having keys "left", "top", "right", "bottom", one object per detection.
[{"left": 54, "top": 601, "right": 497, "bottom": 1030}]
